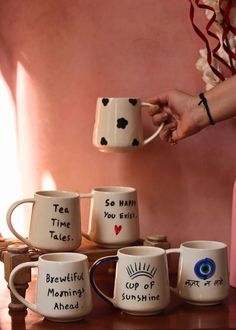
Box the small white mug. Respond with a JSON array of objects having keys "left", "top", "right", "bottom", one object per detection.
[
  {"left": 90, "top": 246, "right": 170, "bottom": 315},
  {"left": 93, "top": 97, "right": 164, "bottom": 152},
  {"left": 166, "top": 240, "right": 229, "bottom": 305},
  {"left": 6, "top": 191, "right": 82, "bottom": 251},
  {"left": 81, "top": 186, "right": 139, "bottom": 248},
  {"left": 9, "top": 252, "right": 92, "bottom": 322}
]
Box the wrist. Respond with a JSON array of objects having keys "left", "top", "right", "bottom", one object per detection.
[
  {"left": 198, "top": 93, "right": 215, "bottom": 125},
  {"left": 191, "top": 96, "right": 211, "bottom": 131}
]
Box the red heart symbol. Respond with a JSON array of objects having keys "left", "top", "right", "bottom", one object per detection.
[{"left": 114, "top": 225, "right": 122, "bottom": 235}]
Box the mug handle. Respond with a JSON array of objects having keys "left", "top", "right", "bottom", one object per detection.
[
  {"left": 9, "top": 261, "right": 38, "bottom": 313},
  {"left": 141, "top": 102, "right": 164, "bottom": 145},
  {"left": 6, "top": 199, "right": 35, "bottom": 247},
  {"left": 79, "top": 193, "right": 94, "bottom": 240},
  {"left": 165, "top": 248, "right": 181, "bottom": 294},
  {"left": 90, "top": 255, "right": 118, "bottom": 305}
]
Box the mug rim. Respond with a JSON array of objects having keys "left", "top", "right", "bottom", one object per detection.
[
  {"left": 39, "top": 252, "right": 87, "bottom": 263},
  {"left": 93, "top": 186, "right": 136, "bottom": 193},
  {"left": 35, "top": 190, "right": 79, "bottom": 198},
  {"left": 181, "top": 240, "right": 227, "bottom": 250},
  {"left": 97, "top": 97, "right": 139, "bottom": 100},
  {"left": 118, "top": 246, "right": 165, "bottom": 257}
]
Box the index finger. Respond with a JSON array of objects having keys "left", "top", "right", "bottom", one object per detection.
[{"left": 147, "top": 93, "right": 170, "bottom": 107}]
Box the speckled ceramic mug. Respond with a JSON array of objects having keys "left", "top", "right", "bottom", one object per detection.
[
  {"left": 9, "top": 252, "right": 92, "bottom": 322},
  {"left": 6, "top": 191, "right": 82, "bottom": 251},
  {"left": 93, "top": 97, "right": 164, "bottom": 152},
  {"left": 166, "top": 240, "right": 229, "bottom": 305},
  {"left": 90, "top": 246, "right": 170, "bottom": 315},
  {"left": 81, "top": 186, "right": 139, "bottom": 248}
]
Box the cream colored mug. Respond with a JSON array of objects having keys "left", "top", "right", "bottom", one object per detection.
[
  {"left": 9, "top": 253, "right": 92, "bottom": 322},
  {"left": 90, "top": 246, "right": 170, "bottom": 315},
  {"left": 93, "top": 97, "right": 164, "bottom": 152},
  {"left": 6, "top": 191, "right": 82, "bottom": 251},
  {"left": 166, "top": 240, "right": 229, "bottom": 305},
  {"left": 81, "top": 186, "right": 139, "bottom": 248}
]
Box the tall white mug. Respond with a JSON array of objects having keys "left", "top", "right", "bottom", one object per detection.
[
  {"left": 9, "top": 253, "right": 92, "bottom": 322},
  {"left": 81, "top": 186, "right": 139, "bottom": 248},
  {"left": 90, "top": 246, "right": 170, "bottom": 315},
  {"left": 93, "top": 97, "right": 164, "bottom": 152},
  {"left": 6, "top": 191, "right": 82, "bottom": 251},
  {"left": 166, "top": 240, "right": 229, "bottom": 305}
]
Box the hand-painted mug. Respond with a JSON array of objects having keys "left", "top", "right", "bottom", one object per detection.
[
  {"left": 90, "top": 246, "right": 170, "bottom": 315},
  {"left": 6, "top": 191, "right": 82, "bottom": 251},
  {"left": 166, "top": 240, "right": 229, "bottom": 305},
  {"left": 81, "top": 186, "right": 139, "bottom": 248},
  {"left": 93, "top": 97, "right": 164, "bottom": 152},
  {"left": 9, "top": 253, "right": 92, "bottom": 322}
]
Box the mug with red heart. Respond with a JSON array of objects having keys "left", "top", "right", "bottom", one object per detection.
[
  {"left": 80, "top": 186, "right": 139, "bottom": 248},
  {"left": 93, "top": 97, "right": 164, "bottom": 152}
]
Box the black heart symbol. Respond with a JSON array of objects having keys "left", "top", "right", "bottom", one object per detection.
[
  {"left": 100, "top": 137, "right": 108, "bottom": 145},
  {"left": 132, "top": 139, "right": 139, "bottom": 146},
  {"left": 102, "top": 98, "right": 109, "bottom": 106},
  {"left": 129, "top": 98, "right": 137, "bottom": 106}
]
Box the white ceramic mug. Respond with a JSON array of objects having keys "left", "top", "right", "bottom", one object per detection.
[
  {"left": 6, "top": 191, "right": 82, "bottom": 251},
  {"left": 81, "top": 186, "right": 139, "bottom": 248},
  {"left": 93, "top": 97, "right": 164, "bottom": 152},
  {"left": 166, "top": 240, "right": 229, "bottom": 305},
  {"left": 9, "top": 252, "right": 92, "bottom": 322},
  {"left": 90, "top": 246, "right": 170, "bottom": 315}
]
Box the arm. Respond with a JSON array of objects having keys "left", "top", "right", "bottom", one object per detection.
[{"left": 206, "top": 75, "right": 236, "bottom": 122}]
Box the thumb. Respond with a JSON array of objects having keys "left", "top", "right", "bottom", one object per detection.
[{"left": 171, "top": 129, "right": 182, "bottom": 142}]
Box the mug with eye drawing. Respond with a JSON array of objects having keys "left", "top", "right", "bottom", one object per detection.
[
  {"left": 89, "top": 246, "right": 170, "bottom": 315},
  {"left": 166, "top": 240, "right": 229, "bottom": 305}
]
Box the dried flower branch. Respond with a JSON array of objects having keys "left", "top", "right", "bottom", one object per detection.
[{"left": 189, "top": 0, "right": 236, "bottom": 90}]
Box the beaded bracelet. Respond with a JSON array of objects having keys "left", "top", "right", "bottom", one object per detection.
[{"left": 198, "top": 93, "right": 215, "bottom": 125}]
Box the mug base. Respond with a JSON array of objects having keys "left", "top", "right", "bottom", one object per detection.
[
  {"left": 46, "top": 316, "right": 84, "bottom": 323},
  {"left": 96, "top": 241, "right": 138, "bottom": 249},
  {"left": 97, "top": 146, "right": 139, "bottom": 153},
  {"left": 122, "top": 310, "right": 162, "bottom": 316},
  {"left": 185, "top": 300, "right": 222, "bottom": 306}
]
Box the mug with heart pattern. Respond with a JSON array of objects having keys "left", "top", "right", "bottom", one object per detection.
[
  {"left": 93, "top": 97, "right": 164, "bottom": 152},
  {"left": 80, "top": 186, "right": 139, "bottom": 248}
]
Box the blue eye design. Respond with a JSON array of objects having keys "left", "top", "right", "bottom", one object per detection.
[{"left": 194, "top": 258, "right": 216, "bottom": 280}]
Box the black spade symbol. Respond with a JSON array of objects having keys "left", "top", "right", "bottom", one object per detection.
[
  {"left": 102, "top": 98, "right": 109, "bottom": 106},
  {"left": 100, "top": 137, "right": 108, "bottom": 145},
  {"left": 132, "top": 139, "right": 139, "bottom": 146},
  {"left": 117, "top": 118, "right": 128, "bottom": 129},
  {"left": 129, "top": 98, "right": 137, "bottom": 106}
]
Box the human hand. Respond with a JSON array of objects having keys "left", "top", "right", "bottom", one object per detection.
[{"left": 148, "top": 90, "right": 205, "bottom": 144}]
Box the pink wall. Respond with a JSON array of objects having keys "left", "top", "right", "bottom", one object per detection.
[{"left": 0, "top": 1, "right": 235, "bottom": 247}]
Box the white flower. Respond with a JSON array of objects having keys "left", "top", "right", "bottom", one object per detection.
[{"left": 196, "top": 48, "right": 221, "bottom": 90}]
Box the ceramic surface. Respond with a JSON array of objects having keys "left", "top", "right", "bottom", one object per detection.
[{"left": 166, "top": 240, "right": 229, "bottom": 305}]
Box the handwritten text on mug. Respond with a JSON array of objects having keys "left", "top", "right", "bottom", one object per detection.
[
  {"left": 49, "top": 204, "right": 74, "bottom": 242},
  {"left": 121, "top": 262, "right": 160, "bottom": 303},
  {"left": 104, "top": 199, "right": 138, "bottom": 220},
  {"left": 46, "top": 271, "right": 85, "bottom": 310},
  {"left": 184, "top": 278, "right": 224, "bottom": 288}
]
